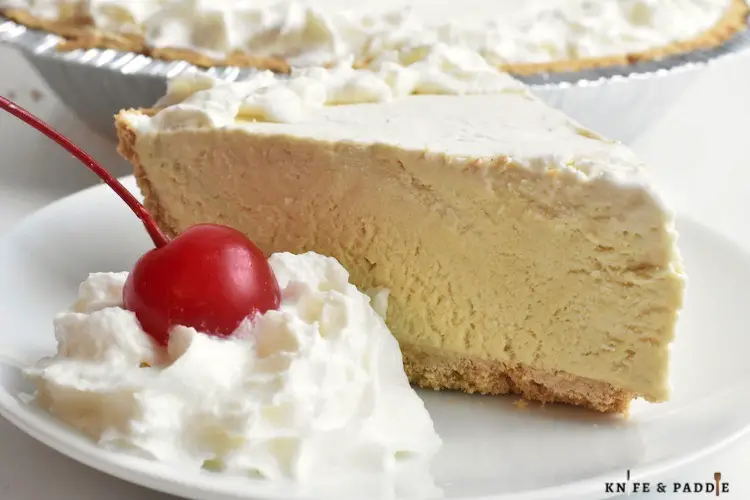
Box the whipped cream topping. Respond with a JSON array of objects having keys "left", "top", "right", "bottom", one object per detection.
[
  {"left": 1, "top": 0, "right": 737, "bottom": 66},
  {"left": 151, "top": 47, "right": 524, "bottom": 126},
  {"left": 26, "top": 253, "right": 441, "bottom": 482},
  {"left": 130, "top": 66, "right": 652, "bottom": 185}
]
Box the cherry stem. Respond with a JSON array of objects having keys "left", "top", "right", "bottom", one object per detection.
[{"left": 0, "top": 96, "right": 170, "bottom": 248}]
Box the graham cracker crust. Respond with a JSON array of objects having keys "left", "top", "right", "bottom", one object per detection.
[
  {"left": 5, "top": 0, "right": 748, "bottom": 76},
  {"left": 402, "top": 345, "right": 633, "bottom": 413},
  {"left": 115, "top": 114, "right": 634, "bottom": 414},
  {"left": 1, "top": 8, "right": 290, "bottom": 73},
  {"left": 115, "top": 110, "right": 178, "bottom": 241}
]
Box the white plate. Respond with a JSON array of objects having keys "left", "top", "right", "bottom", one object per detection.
[{"left": 0, "top": 177, "right": 749, "bottom": 500}]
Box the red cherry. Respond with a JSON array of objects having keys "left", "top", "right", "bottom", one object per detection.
[
  {"left": 123, "top": 224, "right": 280, "bottom": 345},
  {"left": 0, "top": 96, "right": 281, "bottom": 345}
]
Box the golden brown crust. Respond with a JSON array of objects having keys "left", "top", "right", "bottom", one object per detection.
[
  {"left": 2, "top": 9, "right": 290, "bottom": 73},
  {"left": 115, "top": 109, "right": 179, "bottom": 237},
  {"left": 5, "top": 0, "right": 748, "bottom": 76},
  {"left": 402, "top": 345, "right": 633, "bottom": 413}
]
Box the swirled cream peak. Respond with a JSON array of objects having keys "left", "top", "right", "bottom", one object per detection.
[
  {"left": 150, "top": 48, "right": 525, "bottom": 127},
  {"left": 1, "top": 0, "right": 737, "bottom": 66}
]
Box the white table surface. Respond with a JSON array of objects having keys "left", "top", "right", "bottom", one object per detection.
[{"left": 0, "top": 44, "right": 749, "bottom": 499}]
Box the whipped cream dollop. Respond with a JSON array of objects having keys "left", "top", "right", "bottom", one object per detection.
[
  {"left": 150, "top": 48, "right": 525, "bottom": 127},
  {"left": 26, "top": 252, "right": 441, "bottom": 482},
  {"left": 0, "top": 0, "right": 737, "bottom": 66}
]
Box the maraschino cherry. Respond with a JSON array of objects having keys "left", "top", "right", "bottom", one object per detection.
[{"left": 0, "top": 96, "right": 281, "bottom": 346}]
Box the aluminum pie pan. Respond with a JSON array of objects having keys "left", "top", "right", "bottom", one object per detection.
[{"left": 1, "top": 13, "right": 750, "bottom": 142}]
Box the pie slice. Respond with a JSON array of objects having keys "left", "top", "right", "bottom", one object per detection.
[{"left": 115, "top": 69, "right": 686, "bottom": 413}]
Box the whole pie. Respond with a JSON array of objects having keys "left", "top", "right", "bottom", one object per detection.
[
  {"left": 1, "top": 0, "right": 747, "bottom": 75},
  {"left": 114, "top": 64, "right": 687, "bottom": 413}
]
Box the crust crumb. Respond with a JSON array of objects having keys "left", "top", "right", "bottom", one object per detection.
[
  {"left": 514, "top": 399, "right": 529, "bottom": 410},
  {"left": 401, "top": 344, "right": 635, "bottom": 413}
]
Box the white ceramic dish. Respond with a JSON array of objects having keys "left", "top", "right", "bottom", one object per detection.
[
  {"left": 0, "top": 177, "right": 749, "bottom": 500},
  {"left": 2, "top": 15, "right": 749, "bottom": 144}
]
